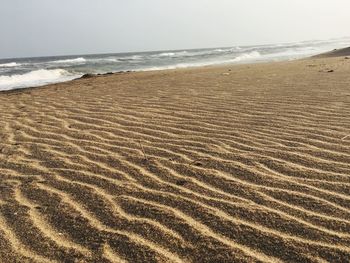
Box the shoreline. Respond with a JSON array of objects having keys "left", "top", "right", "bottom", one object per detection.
[
  {"left": 1, "top": 43, "right": 349, "bottom": 93},
  {"left": 0, "top": 46, "right": 348, "bottom": 95}
]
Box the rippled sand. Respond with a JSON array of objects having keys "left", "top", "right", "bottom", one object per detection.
[{"left": 0, "top": 54, "right": 350, "bottom": 262}]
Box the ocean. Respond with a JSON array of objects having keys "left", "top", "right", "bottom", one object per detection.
[{"left": 0, "top": 37, "right": 349, "bottom": 91}]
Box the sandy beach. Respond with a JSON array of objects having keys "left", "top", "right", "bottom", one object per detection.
[{"left": 0, "top": 52, "right": 350, "bottom": 262}]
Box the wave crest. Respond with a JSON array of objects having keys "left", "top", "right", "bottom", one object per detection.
[
  {"left": 117, "top": 55, "right": 144, "bottom": 61},
  {"left": 0, "top": 69, "right": 76, "bottom": 91},
  {"left": 52, "top": 57, "right": 86, "bottom": 64},
  {"left": 232, "top": 51, "right": 261, "bottom": 62},
  {"left": 0, "top": 62, "right": 21, "bottom": 68}
]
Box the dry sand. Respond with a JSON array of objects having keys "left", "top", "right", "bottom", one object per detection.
[{"left": 0, "top": 52, "right": 350, "bottom": 262}]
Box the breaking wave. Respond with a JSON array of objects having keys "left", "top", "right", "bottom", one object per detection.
[
  {"left": 0, "top": 62, "right": 21, "bottom": 68},
  {"left": 0, "top": 69, "right": 76, "bottom": 91},
  {"left": 231, "top": 51, "right": 261, "bottom": 62},
  {"left": 118, "top": 55, "right": 144, "bottom": 61},
  {"left": 51, "top": 57, "right": 86, "bottom": 64},
  {"left": 1, "top": 36, "right": 349, "bottom": 91},
  {"left": 141, "top": 51, "right": 263, "bottom": 71}
]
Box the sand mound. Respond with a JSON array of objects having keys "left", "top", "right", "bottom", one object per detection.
[
  {"left": 313, "top": 47, "right": 350, "bottom": 58},
  {"left": 0, "top": 58, "right": 350, "bottom": 262}
]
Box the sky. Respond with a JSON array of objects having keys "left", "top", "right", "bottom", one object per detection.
[{"left": 0, "top": 0, "right": 349, "bottom": 59}]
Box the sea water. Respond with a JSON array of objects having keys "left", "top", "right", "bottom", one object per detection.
[{"left": 0, "top": 37, "right": 349, "bottom": 91}]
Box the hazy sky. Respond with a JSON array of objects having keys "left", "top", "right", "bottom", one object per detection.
[{"left": 1, "top": 0, "right": 349, "bottom": 58}]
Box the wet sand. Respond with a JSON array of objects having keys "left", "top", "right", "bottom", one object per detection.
[{"left": 0, "top": 52, "right": 350, "bottom": 262}]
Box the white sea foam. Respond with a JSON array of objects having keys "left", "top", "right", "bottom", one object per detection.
[
  {"left": 0, "top": 69, "right": 76, "bottom": 91},
  {"left": 214, "top": 49, "right": 226, "bottom": 52},
  {"left": 153, "top": 48, "right": 249, "bottom": 59},
  {"left": 139, "top": 60, "right": 223, "bottom": 71},
  {"left": 231, "top": 51, "right": 261, "bottom": 62},
  {"left": 1, "top": 37, "right": 348, "bottom": 91},
  {"left": 87, "top": 57, "right": 120, "bottom": 63},
  {"left": 130, "top": 55, "right": 143, "bottom": 60},
  {"left": 104, "top": 58, "right": 120, "bottom": 62},
  {"left": 0, "top": 62, "right": 21, "bottom": 68},
  {"left": 152, "top": 51, "right": 191, "bottom": 58},
  {"left": 158, "top": 52, "right": 176, "bottom": 57},
  {"left": 118, "top": 55, "right": 144, "bottom": 61},
  {"left": 51, "top": 57, "right": 86, "bottom": 64},
  {"left": 140, "top": 51, "right": 264, "bottom": 71}
]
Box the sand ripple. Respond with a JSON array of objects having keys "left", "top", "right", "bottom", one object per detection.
[{"left": 0, "top": 57, "right": 349, "bottom": 262}]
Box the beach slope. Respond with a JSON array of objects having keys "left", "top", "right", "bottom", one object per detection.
[
  {"left": 313, "top": 46, "right": 350, "bottom": 58},
  {"left": 0, "top": 54, "right": 350, "bottom": 262}
]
